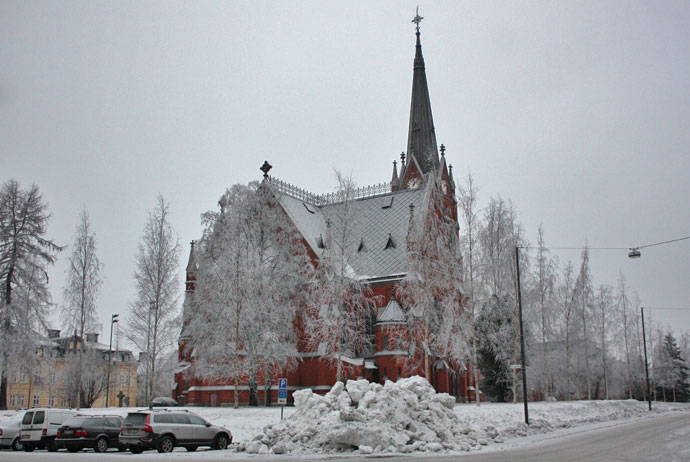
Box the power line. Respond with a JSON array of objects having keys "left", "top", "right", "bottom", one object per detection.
[
  {"left": 520, "top": 246, "right": 627, "bottom": 251},
  {"left": 641, "top": 306, "right": 690, "bottom": 312},
  {"left": 634, "top": 235, "right": 690, "bottom": 250}
]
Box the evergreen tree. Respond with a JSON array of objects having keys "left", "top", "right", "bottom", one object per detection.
[
  {"left": 657, "top": 333, "right": 690, "bottom": 402},
  {"left": 476, "top": 294, "right": 514, "bottom": 402},
  {"left": 0, "top": 180, "right": 62, "bottom": 409}
]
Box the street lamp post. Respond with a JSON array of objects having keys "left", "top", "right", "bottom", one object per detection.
[
  {"left": 145, "top": 302, "right": 153, "bottom": 407},
  {"left": 515, "top": 246, "right": 529, "bottom": 425},
  {"left": 105, "top": 313, "right": 119, "bottom": 407},
  {"left": 640, "top": 307, "right": 652, "bottom": 411}
]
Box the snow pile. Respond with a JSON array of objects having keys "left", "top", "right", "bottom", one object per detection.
[{"left": 247, "top": 376, "right": 474, "bottom": 454}]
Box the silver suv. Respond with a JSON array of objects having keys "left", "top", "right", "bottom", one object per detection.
[{"left": 119, "top": 409, "right": 231, "bottom": 453}]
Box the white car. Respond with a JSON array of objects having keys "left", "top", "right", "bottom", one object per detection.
[
  {"left": 0, "top": 417, "right": 23, "bottom": 451},
  {"left": 20, "top": 408, "right": 76, "bottom": 452}
]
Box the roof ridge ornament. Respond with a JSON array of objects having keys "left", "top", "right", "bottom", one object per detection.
[{"left": 412, "top": 6, "right": 423, "bottom": 33}]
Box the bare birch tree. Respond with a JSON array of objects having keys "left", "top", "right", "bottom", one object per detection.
[
  {"left": 457, "top": 171, "right": 483, "bottom": 405},
  {"left": 124, "top": 195, "right": 181, "bottom": 405},
  {"left": 191, "top": 182, "right": 314, "bottom": 406},
  {"left": 305, "top": 172, "right": 377, "bottom": 382},
  {"left": 399, "top": 174, "right": 468, "bottom": 381},
  {"left": 61, "top": 209, "right": 103, "bottom": 407}
]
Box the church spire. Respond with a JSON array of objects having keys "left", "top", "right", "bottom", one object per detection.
[{"left": 406, "top": 8, "right": 439, "bottom": 175}]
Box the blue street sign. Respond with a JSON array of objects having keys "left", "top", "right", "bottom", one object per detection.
[{"left": 278, "top": 378, "right": 288, "bottom": 403}]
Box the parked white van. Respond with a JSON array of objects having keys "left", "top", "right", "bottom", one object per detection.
[{"left": 20, "top": 408, "right": 77, "bottom": 452}]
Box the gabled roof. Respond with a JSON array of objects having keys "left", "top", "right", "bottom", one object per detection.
[
  {"left": 273, "top": 186, "right": 425, "bottom": 280},
  {"left": 376, "top": 297, "right": 406, "bottom": 324}
]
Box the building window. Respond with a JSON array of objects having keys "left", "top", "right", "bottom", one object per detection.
[
  {"left": 49, "top": 395, "right": 55, "bottom": 407},
  {"left": 382, "top": 334, "right": 388, "bottom": 350},
  {"left": 50, "top": 371, "right": 56, "bottom": 385},
  {"left": 33, "top": 394, "right": 40, "bottom": 407},
  {"left": 9, "top": 394, "right": 16, "bottom": 408},
  {"left": 396, "top": 335, "right": 403, "bottom": 350},
  {"left": 126, "top": 374, "right": 131, "bottom": 387},
  {"left": 18, "top": 395, "right": 25, "bottom": 408}
]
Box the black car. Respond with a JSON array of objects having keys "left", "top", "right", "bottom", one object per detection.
[{"left": 56, "top": 415, "right": 124, "bottom": 453}]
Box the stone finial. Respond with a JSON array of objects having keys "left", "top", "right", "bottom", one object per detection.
[
  {"left": 440, "top": 144, "right": 446, "bottom": 157},
  {"left": 400, "top": 152, "right": 406, "bottom": 167}
]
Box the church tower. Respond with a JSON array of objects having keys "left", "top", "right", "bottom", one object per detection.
[{"left": 398, "top": 8, "right": 440, "bottom": 191}]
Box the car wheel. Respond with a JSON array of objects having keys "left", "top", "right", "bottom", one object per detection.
[
  {"left": 130, "top": 446, "right": 144, "bottom": 454},
  {"left": 157, "top": 435, "right": 175, "bottom": 453},
  {"left": 23, "top": 443, "right": 35, "bottom": 452},
  {"left": 47, "top": 437, "right": 59, "bottom": 452},
  {"left": 185, "top": 445, "right": 198, "bottom": 451},
  {"left": 11, "top": 437, "right": 23, "bottom": 451},
  {"left": 95, "top": 437, "right": 109, "bottom": 453},
  {"left": 213, "top": 433, "right": 229, "bottom": 450}
]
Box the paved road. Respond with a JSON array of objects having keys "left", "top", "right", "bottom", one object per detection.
[{"left": 1, "top": 413, "right": 688, "bottom": 461}]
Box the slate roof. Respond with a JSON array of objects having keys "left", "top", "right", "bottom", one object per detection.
[
  {"left": 275, "top": 186, "right": 425, "bottom": 280},
  {"left": 376, "top": 297, "right": 406, "bottom": 323}
]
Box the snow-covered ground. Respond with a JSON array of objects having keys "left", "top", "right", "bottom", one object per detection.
[{"left": 1, "top": 377, "right": 687, "bottom": 458}]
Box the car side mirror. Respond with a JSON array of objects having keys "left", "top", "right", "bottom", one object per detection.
[{"left": 206, "top": 422, "right": 211, "bottom": 427}]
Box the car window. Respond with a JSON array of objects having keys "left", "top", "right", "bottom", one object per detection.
[
  {"left": 88, "top": 417, "right": 105, "bottom": 427},
  {"left": 33, "top": 411, "right": 45, "bottom": 425},
  {"left": 171, "top": 414, "right": 190, "bottom": 424},
  {"left": 105, "top": 417, "right": 121, "bottom": 428},
  {"left": 188, "top": 415, "right": 206, "bottom": 426},
  {"left": 64, "top": 416, "right": 89, "bottom": 427},
  {"left": 154, "top": 414, "right": 172, "bottom": 424},
  {"left": 22, "top": 412, "right": 34, "bottom": 425},
  {"left": 124, "top": 413, "right": 147, "bottom": 426}
]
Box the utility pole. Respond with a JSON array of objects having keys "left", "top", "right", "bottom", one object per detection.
[
  {"left": 515, "top": 246, "right": 529, "bottom": 425},
  {"left": 641, "top": 307, "right": 652, "bottom": 411},
  {"left": 105, "top": 314, "right": 119, "bottom": 407}
]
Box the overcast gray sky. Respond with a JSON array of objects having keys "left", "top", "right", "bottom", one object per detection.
[{"left": 2, "top": 1, "right": 689, "bottom": 347}]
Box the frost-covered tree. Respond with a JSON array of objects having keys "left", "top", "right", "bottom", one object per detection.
[
  {"left": 191, "top": 182, "right": 314, "bottom": 406},
  {"left": 476, "top": 294, "right": 514, "bottom": 402},
  {"left": 61, "top": 347, "right": 107, "bottom": 408},
  {"left": 476, "top": 197, "right": 526, "bottom": 401},
  {"left": 61, "top": 210, "right": 103, "bottom": 407},
  {"left": 531, "top": 225, "right": 558, "bottom": 398},
  {"left": 616, "top": 272, "right": 634, "bottom": 399},
  {"left": 655, "top": 333, "right": 689, "bottom": 402},
  {"left": 305, "top": 173, "right": 377, "bottom": 382},
  {"left": 457, "top": 171, "right": 482, "bottom": 405},
  {"left": 124, "top": 195, "right": 180, "bottom": 406},
  {"left": 398, "top": 173, "right": 468, "bottom": 381},
  {"left": 575, "top": 246, "right": 594, "bottom": 400},
  {"left": 594, "top": 284, "right": 614, "bottom": 399},
  {"left": 0, "top": 179, "right": 62, "bottom": 409}
]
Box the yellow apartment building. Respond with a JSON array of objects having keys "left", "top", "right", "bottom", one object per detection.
[{"left": 5, "top": 330, "right": 138, "bottom": 410}]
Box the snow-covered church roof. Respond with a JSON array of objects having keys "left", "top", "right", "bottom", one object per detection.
[
  {"left": 273, "top": 182, "right": 425, "bottom": 281},
  {"left": 376, "top": 297, "right": 406, "bottom": 324}
]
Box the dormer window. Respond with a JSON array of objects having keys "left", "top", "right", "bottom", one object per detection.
[
  {"left": 384, "top": 233, "right": 396, "bottom": 249},
  {"left": 317, "top": 234, "right": 326, "bottom": 249},
  {"left": 358, "top": 238, "right": 366, "bottom": 252}
]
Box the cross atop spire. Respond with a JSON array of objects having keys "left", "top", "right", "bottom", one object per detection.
[{"left": 412, "top": 6, "right": 423, "bottom": 33}]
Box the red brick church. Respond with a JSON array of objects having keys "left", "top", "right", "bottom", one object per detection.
[{"left": 174, "top": 17, "right": 477, "bottom": 406}]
